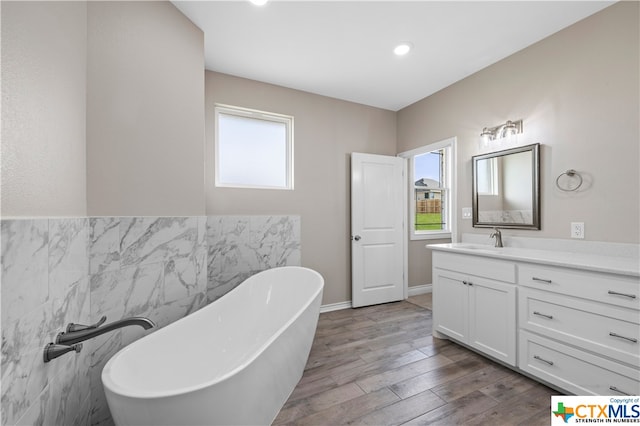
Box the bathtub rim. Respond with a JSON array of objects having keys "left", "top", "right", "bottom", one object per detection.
[{"left": 101, "top": 266, "right": 324, "bottom": 399}]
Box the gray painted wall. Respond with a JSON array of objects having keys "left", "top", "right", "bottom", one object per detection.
[
  {"left": 398, "top": 2, "right": 639, "bottom": 286},
  {"left": 1, "top": 2, "right": 88, "bottom": 217},
  {"left": 205, "top": 72, "right": 397, "bottom": 305},
  {"left": 1, "top": 1, "right": 638, "bottom": 311},
  {"left": 86, "top": 1, "right": 205, "bottom": 216}
]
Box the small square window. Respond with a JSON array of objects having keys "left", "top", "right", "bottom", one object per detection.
[{"left": 215, "top": 105, "right": 294, "bottom": 190}]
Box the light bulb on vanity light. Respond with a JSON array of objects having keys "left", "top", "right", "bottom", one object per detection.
[
  {"left": 501, "top": 121, "right": 517, "bottom": 138},
  {"left": 480, "top": 127, "right": 493, "bottom": 147},
  {"left": 249, "top": 0, "right": 268, "bottom": 5},
  {"left": 478, "top": 119, "right": 524, "bottom": 149}
]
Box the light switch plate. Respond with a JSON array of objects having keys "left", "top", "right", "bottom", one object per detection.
[
  {"left": 462, "top": 207, "right": 472, "bottom": 220},
  {"left": 571, "top": 222, "right": 585, "bottom": 239}
]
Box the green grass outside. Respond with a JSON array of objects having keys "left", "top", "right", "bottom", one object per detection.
[{"left": 415, "top": 212, "right": 444, "bottom": 230}]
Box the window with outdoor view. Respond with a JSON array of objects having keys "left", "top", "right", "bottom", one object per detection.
[{"left": 400, "top": 138, "right": 456, "bottom": 240}]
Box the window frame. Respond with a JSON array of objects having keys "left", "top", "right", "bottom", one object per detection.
[
  {"left": 214, "top": 104, "right": 294, "bottom": 190},
  {"left": 399, "top": 137, "right": 457, "bottom": 241},
  {"left": 476, "top": 157, "right": 499, "bottom": 196}
]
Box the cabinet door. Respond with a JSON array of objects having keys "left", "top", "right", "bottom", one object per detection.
[
  {"left": 433, "top": 269, "right": 468, "bottom": 342},
  {"left": 468, "top": 277, "right": 517, "bottom": 366}
]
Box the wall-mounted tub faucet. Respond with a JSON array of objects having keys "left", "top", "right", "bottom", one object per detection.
[
  {"left": 56, "top": 315, "right": 155, "bottom": 346},
  {"left": 44, "top": 315, "right": 155, "bottom": 363},
  {"left": 490, "top": 227, "right": 503, "bottom": 248}
]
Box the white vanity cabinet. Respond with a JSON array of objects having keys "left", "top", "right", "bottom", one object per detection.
[
  {"left": 432, "top": 251, "right": 517, "bottom": 366},
  {"left": 518, "top": 263, "right": 640, "bottom": 396},
  {"left": 430, "top": 242, "right": 640, "bottom": 397}
]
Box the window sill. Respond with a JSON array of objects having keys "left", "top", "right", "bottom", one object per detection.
[{"left": 410, "top": 232, "right": 451, "bottom": 241}]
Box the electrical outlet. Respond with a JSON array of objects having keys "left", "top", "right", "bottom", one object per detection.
[
  {"left": 462, "top": 207, "right": 472, "bottom": 219},
  {"left": 571, "top": 222, "right": 585, "bottom": 239}
]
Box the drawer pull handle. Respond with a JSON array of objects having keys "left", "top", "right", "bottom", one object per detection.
[
  {"left": 462, "top": 281, "right": 473, "bottom": 286},
  {"left": 533, "top": 355, "right": 554, "bottom": 366},
  {"left": 607, "top": 290, "right": 637, "bottom": 299},
  {"left": 533, "top": 311, "right": 553, "bottom": 320},
  {"left": 609, "top": 332, "right": 638, "bottom": 343},
  {"left": 532, "top": 277, "right": 552, "bottom": 284},
  {"left": 609, "top": 386, "right": 632, "bottom": 396}
]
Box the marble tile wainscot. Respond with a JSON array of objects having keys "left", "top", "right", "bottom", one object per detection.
[
  {"left": 87, "top": 216, "right": 209, "bottom": 425},
  {"left": 1, "top": 218, "right": 92, "bottom": 426},
  {"left": 1, "top": 215, "right": 301, "bottom": 426},
  {"left": 206, "top": 215, "right": 301, "bottom": 302}
]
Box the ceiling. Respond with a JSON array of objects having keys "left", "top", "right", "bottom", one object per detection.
[{"left": 173, "top": 1, "right": 614, "bottom": 111}]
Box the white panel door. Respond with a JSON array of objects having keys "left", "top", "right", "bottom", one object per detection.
[{"left": 351, "top": 152, "right": 406, "bottom": 308}]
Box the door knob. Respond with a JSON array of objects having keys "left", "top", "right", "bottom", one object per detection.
[{"left": 353, "top": 235, "right": 361, "bottom": 241}]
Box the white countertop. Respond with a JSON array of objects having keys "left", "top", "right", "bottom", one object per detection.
[{"left": 428, "top": 242, "right": 640, "bottom": 277}]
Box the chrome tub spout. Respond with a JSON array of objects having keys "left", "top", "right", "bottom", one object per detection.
[{"left": 56, "top": 316, "right": 155, "bottom": 346}]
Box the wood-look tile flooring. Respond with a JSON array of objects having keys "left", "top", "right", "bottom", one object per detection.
[{"left": 274, "top": 295, "right": 558, "bottom": 425}]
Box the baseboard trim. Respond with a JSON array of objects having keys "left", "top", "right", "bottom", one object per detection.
[
  {"left": 320, "top": 301, "right": 352, "bottom": 313},
  {"left": 320, "top": 285, "right": 432, "bottom": 313},
  {"left": 408, "top": 284, "right": 432, "bottom": 296}
]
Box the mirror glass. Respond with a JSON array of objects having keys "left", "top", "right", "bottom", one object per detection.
[{"left": 472, "top": 143, "right": 540, "bottom": 229}]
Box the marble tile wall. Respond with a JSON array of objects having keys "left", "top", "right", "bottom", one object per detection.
[
  {"left": 1, "top": 218, "right": 92, "bottom": 426},
  {"left": 1, "top": 215, "right": 300, "bottom": 426},
  {"left": 207, "top": 215, "right": 301, "bottom": 301},
  {"left": 87, "top": 216, "right": 208, "bottom": 426}
]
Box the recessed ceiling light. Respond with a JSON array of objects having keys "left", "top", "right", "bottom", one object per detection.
[
  {"left": 249, "top": 0, "right": 269, "bottom": 5},
  {"left": 394, "top": 43, "right": 413, "bottom": 56}
]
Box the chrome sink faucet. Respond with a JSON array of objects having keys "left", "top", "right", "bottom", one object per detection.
[{"left": 490, "top": 227, "right": 503, "bottom": 248}]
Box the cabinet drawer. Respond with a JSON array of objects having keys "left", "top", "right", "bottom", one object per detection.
[
  {"left": 519, "top": 288, "right": 640, "bottom": 367},
  {"left": 519, "top": 330, "right": 640, "bottom": 396},
  {"left": 433, "top": 251, "right": 515, "bottom": 283},
  {"left": 519, "top": 264, "right": 640, "bottom": 310}
]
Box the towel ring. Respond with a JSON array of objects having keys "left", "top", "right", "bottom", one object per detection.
[{"left": 555, "top": 169, "right": 583, "bottom": 192}]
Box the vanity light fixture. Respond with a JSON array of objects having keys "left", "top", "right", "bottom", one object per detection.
[
  {"left": 249, "top": 0, "right": 269, "bottom": 5},
  {"left": 480, "top": 119, "right": 523, "bottom": 144},
  {"left": 394, "top": 42, "right": 413, "bottom": 56}
]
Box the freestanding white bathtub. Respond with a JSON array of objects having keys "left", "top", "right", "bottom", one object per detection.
[{"left": 101, "top": 266, "right": 324, "bottom": 426}]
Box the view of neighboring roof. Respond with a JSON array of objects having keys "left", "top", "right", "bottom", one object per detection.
[{"left": 414, "top": 178, "right": 441, "bottom": 188}]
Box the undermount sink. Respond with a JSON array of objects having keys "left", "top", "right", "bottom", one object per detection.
[
  {"left": 451, "top": 243, "right": 522, "bottom": 256},
  {"left": 454, "top": 243, "right": 502, "bottom": 251},
  {"left": 428, "top": 242, "right": 519, "bottom": 256}
]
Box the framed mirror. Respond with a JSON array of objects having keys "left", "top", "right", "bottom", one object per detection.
[{"left": 472, "top": 143, "right": 540, "bottom": 229}]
